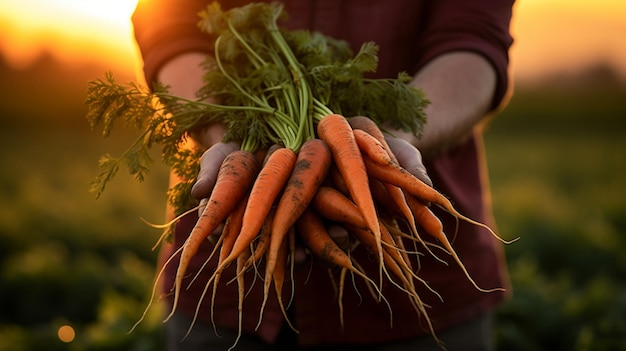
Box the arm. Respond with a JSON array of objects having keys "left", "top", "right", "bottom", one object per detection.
[
  {"left": 390, "top": 51, "right": 498, "bottom": 158},
  {"left": 157, "top": 53, "right": 227, "bottom": 150},
  {"left": 393, "top": 0, "right": 514, "bottom": 157},
  {"left": 157, "top": 53, "right": 229, "bottom": 221}
]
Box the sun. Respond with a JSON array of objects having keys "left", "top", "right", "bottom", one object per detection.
[{"left": 0, "top": 0, "right": 140, "bottom": 72}]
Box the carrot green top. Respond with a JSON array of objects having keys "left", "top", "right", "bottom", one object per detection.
[{"left": 85, "top": 1, "right": 428, "bottom": 214}]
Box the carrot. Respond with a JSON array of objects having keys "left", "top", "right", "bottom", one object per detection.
[
  {"left": 362, "top": 154, "right": 514, "bottom": 245},
  {"left": 297, "top": 207, "right": 375, "bottom": 284},
  {"left": 231, "top": 243, "right": 252, "bottom": 351},
  {"left": 130, "top": 245, "right": 184, "bottom": 333},
  {"left": 317, "top": 114, "right": 383, "bottom": 279},
  {"left": 380, "top": 221, "right": 443, "bottom": 302},
  {"left": 348, "top": 117, "right": 434, "bottom": 276},
  {"left": 367, "top": 177, "right": 401, "bottom": 214},
  {"left": 381, "top": 218, "right": 424, "bottom": 285},
  {"left": 378, "top": 224, "right": 414, "bottom": 280},
  {"left": 350, "top": 125, "right": 433, "bottom": 256},
  {"left": 352, "top": 128, "right": 394, "bottom": 166},
  {"left": 349, "top": 117, "right": 424, "bottom": 242},
  {"left": 209, "top": 193, "right": 249, "bottom": 333},
  {"left": 286, "top": 226, "right": 297, "bottom": 308},
  {"left": 312, "top": 186, "right": 368, "bottom": 229},
  {"left": 260, "top": 138, "right": 332, "bottom": 321},
  {"left": 220, "top": 147, "right": 297, "bottom": 268},
  {"left": 347, "top": 116, "right": 390, "bottom": 151},
  {"left": 317, "top": 114, "right": 380, "bottom": 237},
  {"left": 167, "top": 149, "right": 258, "bottom": 321},
  {"left": 346, "top": 224, "right": 411, "bottom": 301},
  {"left": 405, "top": 194, "right": 505, "bottom": 293},
  {"left": 297, "top": 207, "right": 380, "bottom": 327},
  {"left": 337, "top": 267, "right": 348, "bottom": 328},
  {"left": 267, "top": 228, "right": 299, "bottom": 333},
  {"left": 313, "top": 185, "right": 418, "bottom": 293},
  {"left": 237, "top": 208, "right": 274, "bottom": 280},
  {"left": 368, "top": 176, "right": 442, "bottom": 264},
  {"left": 329, "top": 165, "right": 350, "bottom": 196},
  {"left": 349, "top": 222, "right": 436, "bottom": 333}
]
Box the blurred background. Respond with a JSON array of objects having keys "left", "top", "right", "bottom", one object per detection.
[{"left": 0, "top": 0, "right": 624, "bottom": 350}]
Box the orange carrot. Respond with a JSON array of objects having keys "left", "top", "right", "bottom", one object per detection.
[
  {"left": 260, "top": 138, "right": 332, "bottom": 320},
  {"left": 329, "top": 165, "right": 350, "bottom": 196},
  {"left": 312, "top": 186, "right": 368, "bottom": 230},
  {"left": 297, "top": 207, "right": 374, "bottom": 284},
  {"left": 232, "top": 243, "right": 252, "bottom": 351},
  {"left": 346, "top": 224, "right": 408, "bottom": 296},
  {"left": 297, "top": 208, "right": 381, "bottom": 323},
  {"left": 380, "top": 221, "right": 443, "bottom": 301},
  {"left": 368, "top": 176, "right": 441, "bottom": 264},
  {"left": 405, "top": 194, "right": 505, "bottom": 293},
  {"left": 317, "top": 114, "right": 380, "bottom": 238},
  {"left": 317, "top": 114, "right": 383, "bottom": 278},
  {"left": 367, "top": 177, "right": 402, "bottom": 218},
  {"left": 349, "top": 117, "right": 423, "bottom": 243},
  {"left": 362, "top": 154, "right": 512, "bottom": 244},
  {"left": 352, "top": 128, "right": 394, "bottom": 166},
  {"left": 286, "top": 226, "right": 297, "bottom": 308},
  {"left": 348, "top": 116, "right": 391, "bottom": 153},
  {"left": 209, "top": 193, "right": 249, "bottom": 332},
  {"left": 337, "top": 267, "right": 348, "bottom": 328},
  {"left": 167, "top": 149, "right": 258, "bottom": 321},
  {"left": 220, "top": 147, "right": 297, "bottom": 269},
  {"left": 239, "top": 208, "right": 274, "bottom": 278},
  {"left": 268, "top": 228, "right": 299, "bottom": 333},
  {"left": 346, "top": 117, "right": 429, "bottom": 278}
]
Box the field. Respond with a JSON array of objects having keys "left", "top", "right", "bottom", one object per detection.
[
  {"left": 0, "top": 58, "right": 625, "bottom": 350},
  {"left": 484, "top": 81, "right": 626, "bottom": 350}
]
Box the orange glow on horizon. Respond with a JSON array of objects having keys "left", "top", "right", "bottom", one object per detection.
[
  {"left": 0, "top": 0, "right": 140, "bottom": 74},
  {"left": 511, "top": 0, "right": 626, "bottom": 82},
  {"left": 1, "top": 0, "right": 626, "bottom": 83}
]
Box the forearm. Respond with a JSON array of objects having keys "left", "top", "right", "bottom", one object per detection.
[
  {"left": 393, "top": 51, "right": 497, "bottom": 158},
  {"left": 157, "top": 52, "right": 227, "bottom": 150},
  {"left": 157, "top": 53, "right": 228, "bottom": 222}
]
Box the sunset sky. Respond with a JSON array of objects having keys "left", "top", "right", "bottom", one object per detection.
[{"left": 1, "top": 0, "right": 625, "bottom": 83}]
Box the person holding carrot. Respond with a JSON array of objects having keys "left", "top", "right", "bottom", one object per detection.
[{"left": 131, "top": 0, "right": 515, "bottom": 350}]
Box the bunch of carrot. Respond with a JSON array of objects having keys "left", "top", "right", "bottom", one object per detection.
[{"left": 86, "top": 2, "right": 512, "bottom": 349}]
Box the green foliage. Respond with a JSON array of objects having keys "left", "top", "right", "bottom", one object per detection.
[
  {"left": 485, "top": 83, "right": 626, "bottom": 350},
  {"left": 0, "top": 128, "right": 168, "bottom": 351}
]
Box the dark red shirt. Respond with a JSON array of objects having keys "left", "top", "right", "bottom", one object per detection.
[{"left": 132, "top": 0, "right": 514, "bottom": 346}]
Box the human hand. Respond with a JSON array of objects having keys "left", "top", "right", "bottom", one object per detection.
[
  {"left": 189, "top": 127, "right": 239, "bottom": 244},
  {"left": 384, "top": 133, "right": 433, "bottom": 187},
  {"left": 293, "top": 224, "right": 358, "bottom": 267},
  {"left": 347, "top": 115, "right": 431, "bottom": 187}
]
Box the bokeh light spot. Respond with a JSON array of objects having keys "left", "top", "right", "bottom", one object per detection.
[{"left": 57, "top": 325, "right": 75, "bottom": 343}]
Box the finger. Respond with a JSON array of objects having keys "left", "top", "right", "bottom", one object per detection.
[
  {"left": 206, "top": 223, "right": 225, "bottom": 245},
  {"left": 194, "top": 198, "right": 226, "bottom": 245},
  {"left": 384, "top": 135, "right": 433, "bottom": 187},
  {"left": 327, "top": 224, "right": 351, "bottom": 252},
  {"left": 293, "top": 244, "right": 309, "bottom": 265},
  {"left": 191, "top": 141, "right": 240, "bottom": 199}
]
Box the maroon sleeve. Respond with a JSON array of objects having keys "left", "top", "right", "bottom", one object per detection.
[
  {"left": 413, "top": 0, "right": 515, "bottom": 110},
  {"left": 131, "top": 0, "right": 213, "bottom": 87}
]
